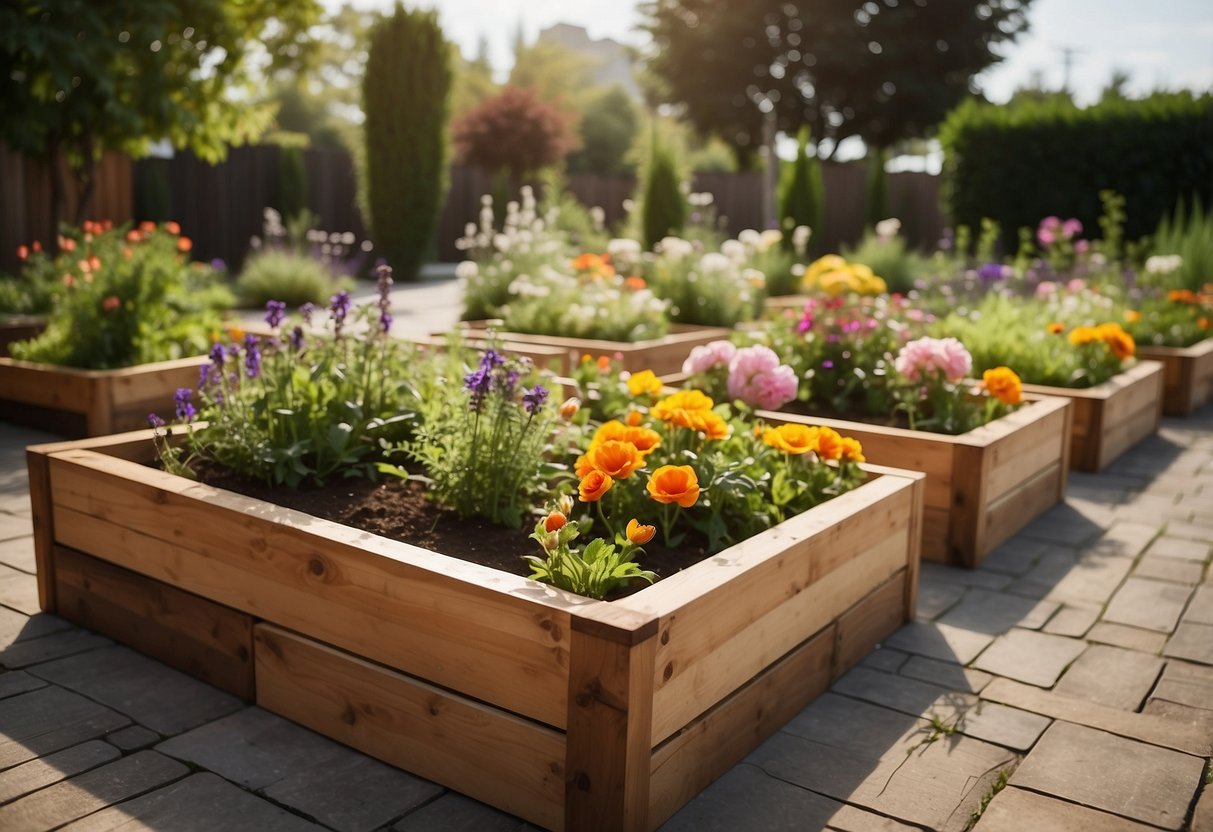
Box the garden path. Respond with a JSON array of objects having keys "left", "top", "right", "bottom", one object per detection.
[{"left": 0, "top": 283, "right": 1210, "bottom": 829}]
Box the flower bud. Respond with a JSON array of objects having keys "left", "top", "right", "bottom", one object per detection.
[
  {"left": 559, "top": 397, "right": 581, "bottom": 419},
  {"left": 626, "top": 519, "right": 656, "bottom": 546},
  {"left": 544, "top": 511, "right": 567, "bottom": 533}
]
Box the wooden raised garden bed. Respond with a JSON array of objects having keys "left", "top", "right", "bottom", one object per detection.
[
  {"left": 1021, "top": 360, "right": 1164, "bottom": 472},
  {"left": 1137, "top": 340, "right": 1213, "bottom": 417},
  {"left": 456, "top": 322, "right": 732, "bottom": 377},
  {"left": 0, "top": 355, "right": 208, "bottom": 437},
  {"left": 0, "top": 315, "right": 47, "bottom": 357},
  {"left": 28, "top": 431, "right": 924, "bottom": 831},
  {"left": 759, "top": 394, "right": 1073, "bottom": 568}
]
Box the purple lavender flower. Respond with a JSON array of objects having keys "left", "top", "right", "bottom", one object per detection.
[
  {"left": 822, "top": 360, "right": 834, "bottom": 369},
  {"left": 264, "top": 299, "right": 287, "bottom": 329},
  {"left": 148, "top": 413, "right": 166, "bottom": 429},
  {"left": 464, "top": 367, "right": 491, "bottom": 412},
  {"left": 198, "top": 364, "right": 211, "bottom": 388},
  {"left": 976, "top": 262, "right": 1005, "bottom": 282},
  {"left": 330, "top": 290, "right": 351, "bottom": 337},
  {"left": 522, "top": 384, "right": 549, "bottom": 415},
  {"left": 376, "top": 263, "right": 394, "bottom": 305},
  {"left": 173, "top": 388, "right": 196, "bottom": 423},
  {"left": 379, "top": 310, "right": 393, "bottom": 333},
  {"left": 299, "top": 302, "right": 316, "bottom": 325},
  {"left": 243, "top": 334, "right": 262, "bottom": 378},
  {"left": 480, "top": 349, "right": 505, "bottom": 370},
  {"left": 210, "top": 258, "right": 227, "bottom": 272},
  {"left": 289, "top": 325, "right": 305, "bottom": 352},
  {"left": 209, "top": 342, "right": 226, "bottom": 367}
]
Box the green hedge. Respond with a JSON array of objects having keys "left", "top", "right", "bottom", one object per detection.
[{"left": 939, "top": 93, "right": 1213, "bottom": 246}]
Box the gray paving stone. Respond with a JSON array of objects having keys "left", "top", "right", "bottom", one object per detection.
[
  {"left": 0, "top": 669, "right": 46, "bottom": 699},
  {"left": 0, "top": 627, "right": 111, "bottom": 668},
  {"left": 1164, "top": 520, "right": 1213, "bottom": 541},
  {"left": 936, "top": 589, "right": 1059, "bottom": 634},
  {"left": 1103, "top": 577, "right": 1193, "bottom": 633},
  {"left": 61, "top": 772, "right": 325, "bottom": 832},
  {"left": 1163, "top": 622, "right": 1213, "bottom": 666},
  {"left": 0, "top": 740, "right": 120, "bottom": 803},
  {"left": 1146, "top": 536, "right": 1211, "bottom": 562},
  {"left": 0, "top": 750, "right": 187, "bottom": 831},
  {"left": 1193, "top": 781, "right": 1213, "bottom": 832},
  {"left": 1143, "top": 699, "right": 1213, "bottom": 726},
  {"left": 1042, "top": 605, "right": 1099, "bottom": 638},
  {"left": 1043, "top": 554, "right": 1135, "bottom": 607},
  {"left": 0, "top": 685, "right": 129, "bottom": 768},
  {"left": 662, "top": 762, "right": 922, "bottom": 832},
  {"left": 920, "top": 562, "right": 1013, "bottom": 591},
  {"left": 900, "top": 655, "right": 993, "bottom": 694},
  {"left": 859, "top": 646, "right": 908, "bottom": 673},
  {"left": 392, "top": 792, "right": 526, "bottom": 832},
  {"left": 1151, "top": 661, "right": 1213, "bottom": 711},
  {"left": 833, "top": 666, "right": 1049, "bottom": 751},
  {"left": 0, "top": 611, "right": 73, "bottom": 647},
  {"left": 0, "top": 513, "right": 32, "bottom": 542},
  {"left": 914, "top": 579, "right": 966, "bottom": 620},
  {"left": 978, "top": 538, "right": 1051, "bottom": 577},
  {"left": 882, "top": 621, "right": 995, "bottom": 664},
  {"left": 1010, "top": 721, "right": 1203, "bottom": 829},
  {"left": 1020, "top": 501, "right": 1111, "bottom": 546},
  {"left": 29, "top": 645, "right": 241, "bottom": 736},
  {"left": 1087, "top": 622, "right": 1169, "bottom": 654},
  {"left": 972, "top": 786, "right": 1161, "bottom": 832},
  {"left": 752, "top": 693, "right": 1016, "bottom": 832},
  {"left": 973, "top": 629, "right": 1086, "bottom": 687},
  {"left": 1052, "top": 645, "right": 1164, "bottom": 710},
  {"left": 0, "top": 564, "right": 38, "bottom": 615},
  {"left": 1085, "top": 521, "right": 1160, "bottom": 560},
  {"left": 0, "top": 537, "right": 34, "bottom": 574},
  {"left": 1183, "top": 584, "right": 1213, "bottom": 625},
  {"left": 1134, "top": 557, "right": 1205, "bottom": 585},
  {"left": 105, "top": 724, "right": 161, "bottom": 752}
]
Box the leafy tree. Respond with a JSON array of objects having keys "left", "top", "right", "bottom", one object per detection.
[
  {"left": 362, "top": 4, "right": 451, "bottom": 281},
  {"left": 0, "top": 0, "right": 320, "bottom": 232},
  {"left": 639, "top": 0, "right": 1033, "bottom": 165},
  {"left": 509, "top": 39, "right": 595, "bottom": 118},
  {"left": 452, "top": 86, "right": 578, "bottom": 183},
  {"left": 450, "top": 36, "right": 498, "bottom": 120},
  {"left": 778, "top": 125, "right": 824, "bottom": 245},
  {"left": 567, "top": 85, "right": 639, "bottom": 177}
]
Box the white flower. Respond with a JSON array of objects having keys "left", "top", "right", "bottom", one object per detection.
[
  {"left": 1145, "top": 254, "right": 1183, "bottom": 275},
  {"left": 608, "top": 238, "right": 642, "bottom": 259},
  {"left": 720, "top": 239, "right": 745, "bottom": 261},
  {"left": 590, "top": 206, "right": 605, "bottom": 228},
  {"left": 743, "top": 268, "right": 766, "bottom": 288},
  {"left": 759, "top": 229, "right": 782, "bottom": 251},
  {"left": 622, "top": 198, "right": 636, "bottom": 213},
  {"left": 658, "top": 236, "right": 694, "bottom": 260},
  {"left": 875, "top": 218, "right": 901, "bottom": 240},
  {"left": 738, "top": 229, "right": 761, "bottom": 247},
  {"left": 493, "top": 233, "right": 511, "bottom": 252},
  {"left": 455, "top": 261, "right": 478, "bottom": 280},
  {"left": 699, "top": 252, "right": 732, "bottom": 273}
]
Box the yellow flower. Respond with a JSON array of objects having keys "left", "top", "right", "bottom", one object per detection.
[
  {"left": 802, "top": 254, "right": 848, "bottom": 290},
  {"left": 1047, "top": 322, "right": 1065, "bottom": 335},
  {"left": 627, "top": 369, "right": 663, "bottom": 397},
  {"left": 840, "top": 437, "right": 865, "bottom": 463},
  {"left": 591, "top": 420, "right": 630, "bottom": 446},
  {"left": 647, "top": 465, "right": 700, "bottom": 508},
  {"left": 626, "top": 518, "right": 656, "bottom": 545},
  {"left": 1123, "top": 309, "right": 1142, "bottom": 323},
  {"left": 1067, "top": 325, "right": 1098, "bottom": 346},
  {"left": 982, "top": 366, "right": 1023, "bottom": 406},
  {"left": 815, "top": 427, "right": 845, "bottom": 461},
  {"left": 651, "top": 389, "right": 714, "bottom": 421},
  {"left": 763, "top": 423, "right": 819, "bottom": 455}
]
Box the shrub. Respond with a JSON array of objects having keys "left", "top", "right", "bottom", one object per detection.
[
  {"left": 362, "top": 5, "right": 451, "bottom": 281},
  {"left": 842, "top": 221, "right": 927, "bottom": 295},
  {"left": 276, "top": 145, "right": 309, "bottom": 221},
  {"left": 235, "top": 249, "right": 353, "bottom": 308},
  {"left": 452, "top": 86, "right": 578, "bottom": 182},
  {"left": 641, "top": 139, "right": 686, "bottom": 249},
  {"left": 778, "top": 126, "right": 824, "bottom": 251},
  {"left": 864, "top": 148, "right": 889, "bottom": 229}
]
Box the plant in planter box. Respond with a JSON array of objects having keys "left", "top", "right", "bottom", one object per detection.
[
  {"left": 10, "top": 221, "right": 231, "bottom": 369},
  {"left": 1122, "top": 287, "right": 1213, "bottom": 348},
  {"left": 799, "top": 254, "right": 889, "bottom": 297},
  {"left": 640, "top": 235, "right": 766, "bottom": 327}
]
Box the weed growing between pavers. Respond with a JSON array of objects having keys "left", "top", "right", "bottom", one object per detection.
[{"left": 966, "top": 768, "right": 1012, "bottom": 830}]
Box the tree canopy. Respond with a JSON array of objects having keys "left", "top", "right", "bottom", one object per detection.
[{"left": 639, "top": 0, "right": 1033, "bottom": 165}]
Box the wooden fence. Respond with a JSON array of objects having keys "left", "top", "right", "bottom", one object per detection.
[{"left": 1, "top": 143, "right": 943, "bottom": 276}]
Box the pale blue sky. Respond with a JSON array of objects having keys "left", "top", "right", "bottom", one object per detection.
[{"left": 344, "top": 0, "right": 1213, "bottom": 105}]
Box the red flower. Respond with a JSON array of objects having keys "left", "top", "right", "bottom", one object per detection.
[
  {"left": 16, "top": 245, "right": 28, "bottom": 261},
  {"left": 164, "top": 221, "right": 181, "bottom": 235},
  {"left": 102, "top": 296, "right": 121, "bottom": 312},
  {"left": 177, "top": 236, "right": 193, "bottom": 253}
]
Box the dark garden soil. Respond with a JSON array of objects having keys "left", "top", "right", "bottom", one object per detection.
[
  {"left": 777, "top": 398, "right": 910, "bottom": 429},
  {"left": 193, "top": 461, "right": 708, "bottom": 594}
]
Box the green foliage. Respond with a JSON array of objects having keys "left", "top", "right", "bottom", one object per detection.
[
  {"left": 170, "top": 294, "right": 419, "bottom": 487},
  {"left": 1150, "top": 198, "right": 1213, "bottom": 292},
  {"left": 843, "top": 228, "right": 927, "bottom": 296},
  {"left": 500, "top": 266, "right": 670, "bottom": 342},
  {"left": 135, "top": 161, "right": 174, "bottom": 225},
  {"left": 864, "top": 148, "right": 889, "bottom": 229},
  {"left": 939, "top": 93, "right": 1213, "bottom": 248},
  {"left": 1122, "top": 289, "right": 1211, "bottom": 349},
  {"left": 641, "top": 139, "right": 687, "bottom": 249},
  {"left": 12, "top": 223, "right": 231, "bottom": 369},
  {"left": 567, "top": 85, "right": 639, "bottom": 177},
  {"left": 0, "top": 243, "right": 59, "bottom": 315},
  {"left": 525, "top": 510, "right": 655, "bottom": 600},
  {"left": 642, "top": 236, "right": 766, "bottom": 327},
  {"left": 235, "top": 249, "right": 352, "bottom": 308},
  {"left": 778, "top": 126, "right": 824, "bottom": 250},
  {"left": 275, "top": 146, "right": 309, "bottom": 220},
  {"left": 361, "top": 4, "right": 451, "bottom": 281}
]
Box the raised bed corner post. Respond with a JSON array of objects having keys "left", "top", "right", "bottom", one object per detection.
[
  {"left": 565, "top": 606, "right": 660, "bottom": 832},
  {"left": 26, "top": 446, "right": 58, "bottom": 613}
]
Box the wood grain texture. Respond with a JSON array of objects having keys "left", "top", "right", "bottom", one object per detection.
[
  {"left": 1138, "top": 338, "right": 1213, "bottom": 416},
  {"left": 832, "top": 572, "right": 909, "bottom": 678},
  {"left": 25, "top": 446, "right": 56, "bottom": 612},
  {"left": 255, "top": 624, "right": 566, "bottom": 830}
]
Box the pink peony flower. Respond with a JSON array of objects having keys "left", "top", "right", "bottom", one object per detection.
[
  {"left": 682, "top": 340, "right": 737, "bottom": 376},
  {"left": 727, "top": 345, "right": 798, "bottom": 409},
  {"left": 1066, "top": 278, "right": 1085, "bottom": 293},
  {"left": 1062, "top": 218, "right": 1083, "bottom": 239},
  {"left": 1035, "top": 280, "right": 1057, "bottom": 298},
  {"left": 894, "top": 337, "right": 972, "bottom": 384}
]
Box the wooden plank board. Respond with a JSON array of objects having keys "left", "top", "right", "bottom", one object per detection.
[
  {"left": 948, "top": 443, "right": 991, "bottom": 566},
  {"left": 920, "top": 507, "right": 951, "bottom": 563},
  {"left": 54, "top": 546, "right": 255, "bottom": 699},
  {"left": 983, "top": 461, "right": 1065, "bottom": 557},
  {"left": 254, "top": 623, "right": 565, "bottom": 831},
  {"left": 648, "top": 624, "right": 834, "bottom": 828},
  {"left": 48, "top": 450, "right": 577, "bottom": 728},
  {"left": 832, "top": 572, "right": 909, "bottom": 678},
  {"left": 0, "top": 359, "right": 97, "bottom": 411},
  {"left": 25, "top": 447, "right": 56, "bottom": 612},
  {"left": 983, "top": 397, "right": 1070, "bottom": 501}
]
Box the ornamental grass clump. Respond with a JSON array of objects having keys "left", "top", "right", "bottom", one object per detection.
[
  {"left": 153, "top": 267, "right": 418, "bottom": 486},
  {"left": 524, "top": 384, "right": 867, "bottom": 598},
  {"left": 11, "top": 221, "right": 232, "bottom": 369}
]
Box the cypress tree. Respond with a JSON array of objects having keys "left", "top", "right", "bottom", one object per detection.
[
  {"left": 777, "top": 126, "right": 824, "bottom": 249},
  {"left": 276, "top": 146, "right": 309, "bottom": 221},
  {"left": 864, "top": 146, "right": 889, "bottom": 228},
  {"left": 361, "top": 5, "right": 452, "bottom": 281},
  {"left": 642, "top": 139, "right": 686, "bottom": 249}
]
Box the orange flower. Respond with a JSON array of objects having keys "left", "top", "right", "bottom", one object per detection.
[
  {"left": 544, "top": 511, "right": 567, "bottom": 532},
  {"left": 647, "top": 465, "right": 700, "bottom": 508},
  {"left": 126, "top": 230, "right": 141, "bottom": 243},
  {"left": 559, "top": 397, "right": 581, "bottom": 419},
  {"left": 139, "top": 221, "right": 156, "bottom": 233},
  {"left": 763, "top": 423, "right": 819, "bottom": 455},
  {"left": 1047, "top": 322, "right": 1065, "bottom": 335},
  {"left": 164, "top": 221, "right": 181, "bottom": 235},
  {"left": 982, "top": 366, "right": 1023, "bottom": 406},
  {"left": 88, "top": 255, "right": 101, "bottom": 272},
  {"left": 624, "top": 276, "right": 647, "bottom": 291},
  {"left": 840, "top": 437, "right": 865, "bottom": 463},
  {"left": 625, "top": 409, "right": 644, "bottom": 427},
  {"left": 1106, "top": 329, "right": 1135, "bottom": 360},
  {"left": 227, "top": 325, "right": 246, "bottom": 342},
  {"left": 1201, "top": 317, "right": 1210, "bottom": 330},
  {"left": 622, "top": 425, "right": 662, "bottom": 455},
  {"left": 596, "top": 355, "right": 612, "bottom": 372},
  {"left": 101, "top": 295, "right": 121, "bottom": 312},
  {"left": 575, "top": 453, "right": 594, "bottom": 478},
  {"left": 674, "top": 408, "right": 729, "bottom": 440},
  {"left": 1123, "top": 309, "right": 1141, "bottom": 323},
  {"left": 585, "top": 440, "right": 644, "bottom": 479},
  {"left": 31, "top": 240, "right": 41, "bottom": 253},
  {"left": 627, "top": 369, "right": 662, "bottom": 397},
  {"left": 16, "top": 245, "right": 28, "bottom": 261},
  {"left": 651, "top": 389, "right": 714, "bottom": 421},
  {"left": 59, "top": 237, "right": 76, "bottom": 252},
  {"left": 626, "top": 518, "right": 656, "bottom": 545},
  {"left": 815, "top": 427, "right": 845, "bottom": 461},
  {"left": 572, "top": 253, "right": 603, "bottom": 271},
  {"left": 579, "top": 470, "right": 614, "bottom": 502},
  {"left": 1168, "top": 289, "right": 1199, "bottom": 304},
  {"left": 177, "top": 236, "right": 193, "bottom": 253},
  {"left": 591, "top": 420, "right": 630, "bottom": 445}
]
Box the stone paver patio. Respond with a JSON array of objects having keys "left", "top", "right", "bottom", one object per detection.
[{"left": 1, "top": 277, "right": 1211, "bottom": 830}]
